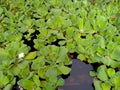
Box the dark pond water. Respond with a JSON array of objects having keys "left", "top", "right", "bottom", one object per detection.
[{"left": 58, "top": 59, "right": 94, "bottom": 90}]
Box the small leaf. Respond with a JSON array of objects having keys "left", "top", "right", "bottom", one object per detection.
[
  {"left": 58, "top": 40, "right": 66, "bottom": 46},
  {"left": 93, "top": 80, "right": 102, "bottom": 90},
  {"left": 56, "top": 78, "right": 64, "bottom": 87},
  {"left": 77, "top": 18, "right": 84, "bottom": 29},
  {"left": 101, "top": 83, "right": 111, "bottom": 90},
  {"left": 57, "top": 65, "right": 71, "bottom": 75},
  {"left": 107, "top": 68, "right": 115, "bottom": 77},
  {"left": 89, "top": 71, "right": 96, "bottom": 77},
  {"left": 77, "top": 54, "right": 86, "bottom": 61},
  {"left": 25, "top": 51, "right": 37, "bottom": 60}
]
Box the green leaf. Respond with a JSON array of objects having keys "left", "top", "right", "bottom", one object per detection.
[
  {"left": 57, "top": 47, "right": 68, "bottom": 62},
  {"left": 10, "top": 66, "right": 21, "bottom": 76},
  {"left": 112, "top": 76, "right": 120, "bottom": 87},
  {"left": 33, "top": 75, "right": 41, "bottom": 87},
  {"left": 57, "top": 33, "right": 66, "bottom": 39},
  {"left": 56, "top": 78, "right": 64, "bottom": 87},
  {"left": 77, "top": 54, "right": 86, "bottom": 61},
  {"left": 97, "top": 65, "right": 108, "bottom": 81},
  {"left": 110, "top": 60, "right": 120, "bottom": 68},
  {"left": 77, "top": 18, "right": 84, "bottom": 29},
  {"left": 38, "top": 69, "right": 46, "bottom": 79},
  {"left": 111, "top": 46, "right": 120, "bottom": 61},
  {"left": 97, "top": 15, "right": 107, "bottom": 28},
  {"left": 66, "top": 27, "right": 75, "bottom": 38},
  {"left": 107, "top": 68, "right": 115, "bottom": 77},
  {"left": 44, "top": 82, "right": 54, "bottom": 90},
  {"left": 93, "top": 80, "right": 102, "bottom": 90},
  {"left": 45, "top": 67, "right": 57, "bottom": 77},
  {"left": 0, "top": 74, "right": 9, "bottom": 88},
  {"left": 89, "top": 71, "right": 96, "bottom": 77},
  {"left": 77, "top": 45, "right": 85, "bottom": 53},
  {"left": 58, "top": 40, "right": 66, "bottom": 46},
  {"left": 17, "top": 61, "right": 29, "bottom": 69},
  {"left": 63, "top": 19, "right": 72, "bottom": 28},
  {"left": 0, "top": 7, "right": 3, "bottom": 15},
  {"left": 57, "top": 65, "right": 71, "bottom": 75},
  {"left": 3, "top": 84, "right": 12, "bottom": 90},
  {"left": 23, "top": 18, "right": 33, "bottom": 26},
  {"left": 25, "top": 51, "right": 37, "bottom": 60},
  {"left": 31, "top": 57, "right": 45, "bottom": 70},
  {"left": 36, "top": 87, "right": 42, "bottom": 90},
  {"left": 18, "top": 79, "right": 34, "bottom": 90},
  {"left": 101, "top": 56, "right": 111, "bottom": 66},
  {"left": 101, "top": 83, "right": 111, "bottom": 90}
]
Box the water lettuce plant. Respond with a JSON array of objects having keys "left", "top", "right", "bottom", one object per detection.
[{"left": 0, "top": 0, "right": 120, "bottom": 90}]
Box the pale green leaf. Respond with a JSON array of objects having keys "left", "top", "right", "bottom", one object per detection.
[
  {"left": 56, "top": 78, "right": 64, "bottom": 87},
  {"left": 33, "top": 75, "right": 41, "bottom": 87},
  {"left": 25, "top": 51, "right": 37, "bottom": 60},
  {"left": 45, "top": 67, "right": 57, "bottom": 77},
  {"left": 111, "top": 47, "right": 120, "bottom": 61},
  {"left": 3, "top": 84, "right": 12, "bottom": 90},
  {"left": 57, "top": 65, "right": 71, "bottom": 75},
  {"left": 89, "top": 71, "right": 96, "bottom": 77},
  {"left": 97, "top": 65, "right": 108, "bottom": 81},
  {"left": 93, "top": 80, "right": 102, "bottom": 90},
  {"left": 18, "top": 79, "right": 34, "bottom": 90},
  {"left": 0, "top": 7, "right": 3, "bottom": 15}
]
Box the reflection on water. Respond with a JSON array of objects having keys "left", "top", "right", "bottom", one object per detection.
[{"left": 58, "top": 59, "right": 94, "bottom": 90}]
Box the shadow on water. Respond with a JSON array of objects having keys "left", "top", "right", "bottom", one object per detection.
[{"left": 58, "top": 59, "right": 94, "bottom": 90}]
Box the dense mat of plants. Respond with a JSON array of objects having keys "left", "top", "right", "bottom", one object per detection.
[{"left": 0, "top": 0, "right": 120, "bottom": 90}]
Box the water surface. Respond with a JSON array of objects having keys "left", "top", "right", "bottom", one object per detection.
[{"left": 58, "top": 59, "right": 94, "bottom": 90}]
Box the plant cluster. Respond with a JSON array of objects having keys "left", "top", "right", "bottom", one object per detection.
[{"left": 0, "top": 0, "right": 120, "bottom": 90}]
